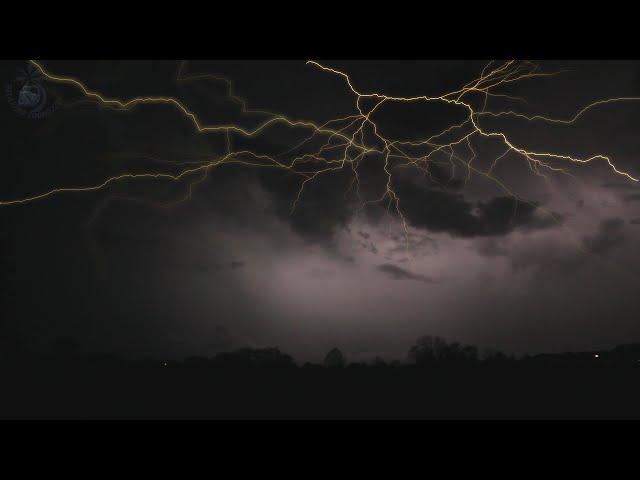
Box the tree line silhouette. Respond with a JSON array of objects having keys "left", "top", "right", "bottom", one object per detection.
[
  {"left": 2, "top": 333, "right": 640, "bottom": 419},
  {"left": 4, "top": 223, "right": 640, "bottom": 418}
]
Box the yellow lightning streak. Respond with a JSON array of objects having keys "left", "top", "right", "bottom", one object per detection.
[{"left": 1, "top": 59, "right": 637, "bottom": 248}]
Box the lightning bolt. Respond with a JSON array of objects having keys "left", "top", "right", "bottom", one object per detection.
[{"left": 2, "top": 59, "right": 638, "bottom": 255}]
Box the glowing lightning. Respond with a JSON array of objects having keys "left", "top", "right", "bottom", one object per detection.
[{"left": 1, "top": 59, "right": 637, "bottom": 246}]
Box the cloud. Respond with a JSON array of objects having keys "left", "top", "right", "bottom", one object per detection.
[
  {"left": 474, "top": 238, "right": 509, "bottom": 258},
  {"left": 510, "top": 241, "right": 585, "bottom": 275},
  {"left": 308, "top": 268, "right": 336, "bottom": 280},
  {"left": 390, "top": 176, "right": 558, "bottom": 238},
  {"left": 258, "top": 166, "right": 353, "bottom": 243},
  {"left": 241, "top": 157, "right": 562, "bottom": 246},
  {"left": 601, "top": 181, "right": 640, "bottom": 203},
  {"left": 508, "top": 218, "right": 627, "bottom": 276},
  {"left": 376, "top": 263, "right": 438, "bottom": 283},
  {"left": 198, "top": 260, "right": 245, "bottom": 273},
  {"left": 582, "top": 218, "right": 626, "bottom": 256},
  {"left": 601, "top": 182, "right": 638, "bottom": 191}
]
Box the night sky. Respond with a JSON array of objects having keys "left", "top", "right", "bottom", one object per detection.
[{"left": 1, "top": 60, "right": 640, "bottom": 363}]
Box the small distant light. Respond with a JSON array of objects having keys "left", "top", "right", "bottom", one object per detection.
[
  {"left": 163, "top": 362, "right": 168, "bottom": 367},
  {"left": 594, "top": 354, "right": 599, "bottom": 358}
]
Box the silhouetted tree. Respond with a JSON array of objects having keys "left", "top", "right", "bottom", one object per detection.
[
  {"left": 324, "top": 348, "right": 346, "bottom": 368},
  {"left": 408, "top": 335, "right": 448, "bottom": 365},
  {"left": 214, "top": 347, "right": 296, "bottom": 369},
  {"left": 482, "top": 348, "right": 510, "bottom": 363},
  {"left": 409, "top": 336, "right": 478, "bottom": 366},
  {"left": 442, "top": 342, "right": 478, "bottom": 364},
  {"left": 371, "top": 356, "right": 388, "bottom": 367},
  {"left": 610, "top": 343, "right": 640, "bottom": 362},
  {"left": 207, "top": 325, "right": 236, "bottom": 354}
]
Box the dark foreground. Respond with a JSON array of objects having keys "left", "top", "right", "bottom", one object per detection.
[{"left": 2, "top": 349, "right": 640, "bottom": 419}]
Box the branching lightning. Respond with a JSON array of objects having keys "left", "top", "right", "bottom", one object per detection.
[{"left": 1, "top": 59, "right": 638, "bottom": 248}]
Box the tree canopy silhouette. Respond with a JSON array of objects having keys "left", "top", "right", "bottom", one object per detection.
[
  {"left": 324, "top": 348, "right": 346, "bottom": 368},
  {"left": 408, "top": 335, "right": 478, "bottom": 366}
]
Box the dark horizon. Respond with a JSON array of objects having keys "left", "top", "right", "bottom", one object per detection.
[{"left": 5, "top": 335, "right": 640, "bottom": 419}]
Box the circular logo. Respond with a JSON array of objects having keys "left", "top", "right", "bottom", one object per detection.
[{"left": 5, "top": 63, "right": 58, "bottom": 119}]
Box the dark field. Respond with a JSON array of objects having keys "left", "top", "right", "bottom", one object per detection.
[{"left": 3, "top": 344, "right": 640, "bottom": 419}]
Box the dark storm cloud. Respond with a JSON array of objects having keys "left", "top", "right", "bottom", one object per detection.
[
  {"left": 257, "top": 166, "right": 354, "bottom": 244},
  {"left": 308, "top": 268, "right": 336, "bottom": 280},
  {"left": 376, "top": 263, "right": 438, "bottom": 284},
  {"left": 601, "top": 181, "right": 640, "bottom": 203},
  {"left": 510, "top": 241, "right": 586, "bottom": 275},
  {"left": 483, "top": 218, "right": 627, "bottom": 275},
  {"left": 248, "top": 135, "right": 565, "bottom": 245},
  {"left": 583, "top": 218, "right": 626, "bottom": 256},
  {"left": 5, "top": 59, "right": 640, "bottom": 362},
  {"left": 391, "top": 175, "right": 556, "bottom": 238},
  {"left": 474, "top": 238, "right": 509, "bottom": 258},
  {"left": 472, "top": 230, "right": 589, "bottom": 276},
  {"left": 518, "top": 210, "right": 566, "bottom": 232},
  {"left": 383, "top": 232, "right": 439, "bottom": 262},
  {"left": 198, "top": 261, "right": 245, "bottom": 273},
  {"left": 356, "top": 237, "right": 379, "bottom": 255},
  {"left": 602, "top": 182, "right": 637, "bottom": 191}
]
